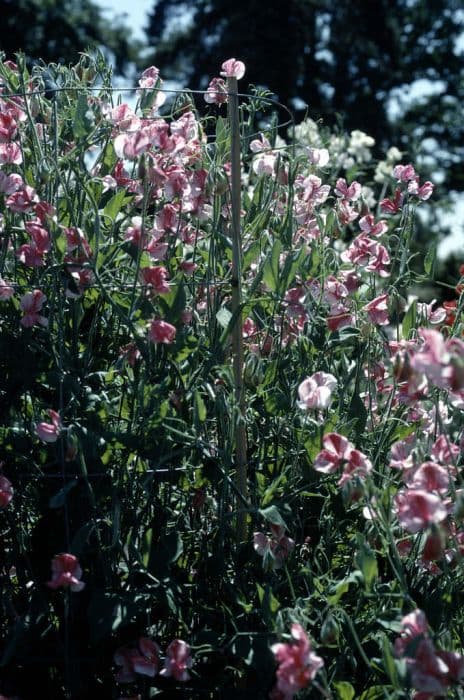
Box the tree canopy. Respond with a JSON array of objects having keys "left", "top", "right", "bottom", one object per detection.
[
  {"left": 145, "top": 0, "right": 464, "bottom": 193},
  {"left": 0, "top": 0, "right": 139, "bottom": 74}
]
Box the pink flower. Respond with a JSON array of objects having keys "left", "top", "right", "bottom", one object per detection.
[
  {"left": 394, "top": 610, "right": 464, "bottom": 697},
  {"left": 36, "top": 409, "right": 61, "bottom": 443},
  {"left": 307, "top": 147, "right": 329, "bottom": 167},
  {"left": 0, "top": 111, "right": 17, "bottom": 141},
  {"left": 220, "top": 58, "right": 246, "bottom": 80},
  {"left": 298, "top": 372, "right": 337, "bottom": 410},
  {"left": 394, "top": 488, "right": 448, "bottom": 533},
  {"left": 253, "top": 525, "right": 295, "bottom": 569},
  {"left": 337, "top": 448, "right": 372, "bottom": 488},
  {"left": 393, "top": 163, "right": 417, "bottom": 182},
  {"left": 46, "top": 553, "right": 85, "bottom": 592},
  {"left": 0, "top": 142, "right": 22, "bottom": 164},
  {"left": 138, "top": 66, "right": 161, "bottom": 90},
  {"left": 406, "top": 461, "right": 453, "bottom": 493},
  {"left": 0, "top": 170, "right": 23, "bottom": 194},
  {"left": 148, "top": 319, "right": 176, "bottom": 345},
  {"left": 431, "top": 434, "right": 459, "bottom": 465},
  {"left": 359, "top": 214, "right": 388, "bottom": 237},
  {"left": 0, "top": 475, "right": 13, "bottom": 508},
  {"left": 6, "top": 185, "right": 39, "bottom": 213},
  {"left": 394, "top": 609, "right": 429, "bottom": 657},
  {"left": 20, "top": 289, "right": 48, "bottom": 327},
  {"left": 380, "top": 188, "right": 404, "bottom": 214},
  {"left": 271, "top": 624, "right": 324, "bottom": 699},
  {"left": 0, "top": 276, "right": 14, "bottom": 300},
  {"left": 160, "top": 639, "right": 193, "bottom": 681},
  {"left": 363, "top": 293, "right": 389, "bottom": 325},
  {"left": 414, "top": 180, "right": 434, "bottom": 200},
  {"left": 140, "top": 266, "right": 170, "bottom": 294},
  {"left": 204, "top": 77, "right": 228, "bottom": 105},
  {"left": 334, "top": 177, "right": 362, "bottom": 201},
  {"left": 114, "top": 131, "right": 151, "bottom": 160},
  {"left": 313, "top": 433, "right": 351, "bottom": 474},
  {"left": 114, "top": 637, "right": 161, "bottom": 683}
]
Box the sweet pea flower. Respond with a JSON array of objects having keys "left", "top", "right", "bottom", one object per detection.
[
  {"left": 138, "top": 65, "right": 161, "bottom": 90},
  {"left": 0, "top": 475, "right": 13, "bottom": 508},
  {"left": 20, "top": 289, "right": 48, "bottom": 327},
  {"left": 253, "top": 524, "right": 295, "bottom": 569},
  {"left": 363, "top": 293, "right": 389, "bottom": 325},
  {"left": 114, "top": 637, "right": 161, "bottom": 682},
  {"left": 220, "top": 58, "right": 246, "bottom": 80},
  {"left": 204, "top": 77, "right": 228, "bottom": 105},
  {"left": 298, "top": 372, "right": 337, "bottom": 410},
  {"left": 46, "top": 553, "right": 85, "bottom": 591},
  {"left": 393, "top": 163, "right": 417, "bottom": 182},
  {"left": 0, "top": 276, "right": 14, "bottom": 300},
  {"left": 0, "top": 142, "right": 22, "bottom": 165},
  {"left": 394, "top": 488, "right": 448, "bottom": 533},
  {"left": 140, "top": 266, "right": 170, "bottom": 295},
  {"left": 394, "top": 609, "right": 464, "bottom": 697},
  {"left": 334, "top": 177, "right": 362, "bottom": 201},
  {"left": 408, "top": 178, "right": 434, "bottom": 200},
  {"left": 36, "top": 409, "right": 61, "bottom": 443},
  {"left": 307, "top": 147, "right": 329, "bottom": 167},
  {"left": 271, "top": 624, "right": 324, "bottom": 700},
  {"left": 160, "top": 639, "right": 193, "bottom": 681},
  {"left": 359, "top": 214, "right": 388, "bottom": 237},
  {"left": 313, "top": 433, "right": 351, "bottom": 474},
  {"left": 148, "top": 319, "right": 177, "bottom": 345}
]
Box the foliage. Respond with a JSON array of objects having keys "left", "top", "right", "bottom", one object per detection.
[
  {"left": 144, "top": 0, "right": 464, "bottom": 198},
  {"left": 0, "top": 52, "right": 464, "bottom": 700},
  {"left": 0, "top": 0, "right": 139, "bottom": 73}
]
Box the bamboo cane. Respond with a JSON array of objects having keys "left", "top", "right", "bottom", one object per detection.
[{"left": 227, "top": 76, "right": 249, "bottom": 542}]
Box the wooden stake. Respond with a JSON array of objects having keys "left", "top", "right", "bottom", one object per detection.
[{"left": 227, "top": 76, "right": 249, "bottom": 542}]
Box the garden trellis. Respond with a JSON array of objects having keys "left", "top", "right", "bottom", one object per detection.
[{"left": 1, "top": 52, "right": 464, "bottom": 700}]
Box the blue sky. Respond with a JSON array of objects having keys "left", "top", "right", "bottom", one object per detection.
[
  {"left": 96, "top": 0, "right": 153, "bottom": 40},
  {"left": 92, "top": 0, "right": 463, "bottom": 256}
]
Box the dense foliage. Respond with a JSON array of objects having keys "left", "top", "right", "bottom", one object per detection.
[
  {"left": 145, "top": 0, "right": 464, "bottom": 197},
  {"left": 0, "top": 52, "right": 464, "bottom": 700},
  {"left": 0, "top": 0, "right": 138, "bottom": 73}
]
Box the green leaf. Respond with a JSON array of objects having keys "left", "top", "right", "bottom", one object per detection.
[
  {"left": 327, "top": 573, "right": 359, "bottom": 605},
  {"left": 259, "top": 505, "right": 287, "bottom": 528},
  {"left": 278, "top": 245, "right": 306, "bottom": 295},
  {"left": 49, "top": 479, "right": 77, "bottom": 508},
  {"left": 328, "top": 326, "right": 360, "bottom": 348},
  {"left": 215, "top": 116, "right": 229, "bottom": 158},
  {"left": 347, "top": 391, "right": 367, "bottom": 438},
  {"left": 355, "top": 534, "right": 378, "bottom": 592},
  {"left": 358, "top": 686, "right": 388, "bottom": 700},
  {"left": 402, "top": 300, "right": 416, "bottom": 340},
  {"left": 382, "top": 634, "right": 400, "bottom": 689},
  {"left": 424, "top": 242, "right": 437, "bottom": 277},
  {"left": 103, "top": 189, "right": 131, "bottom": 222},
  {"left": 262, "top": 239, "right": 282, "bottom": 292},
  {"left": 194, "top": 390, "right": 207, "bottom": 422},
  {"left": 73, "top": 93, "right": 93, "bottom": 141},
  {"left": 216, "top": 307, "right": 232, "bottom": 329},
  {"left": 334, "top": 681, "right": 355, "bottom": 700}
]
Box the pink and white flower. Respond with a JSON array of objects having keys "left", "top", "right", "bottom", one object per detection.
[
  {"left": 0, "top": 475, "right": 13, "bottom": 508},
  {"left": 20, "top": 289, "right": 48, "bottom": 327},
  {"left": 148, "top": 319, "right": 177, "bottom": 345},
  {"left": 114, "top": 637, "right": 161, "bottom": 683},
  {"left": 160, "top": 639, "right": 193, "bottom": 682},
  {"left": 298, "top": 372, "right": 337, "bottom": 410},
  {"left": 271, "top": 624, "right": 324, "bottom": 700},
  {"left": 36, "top": 409, "right": 61, "bottom": 443},
  {"left": 220, "top": 58, "right": 246, "bottom": 80},
  {"left": 46, "top": 553, "right": 85, "bottom": 592}
]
